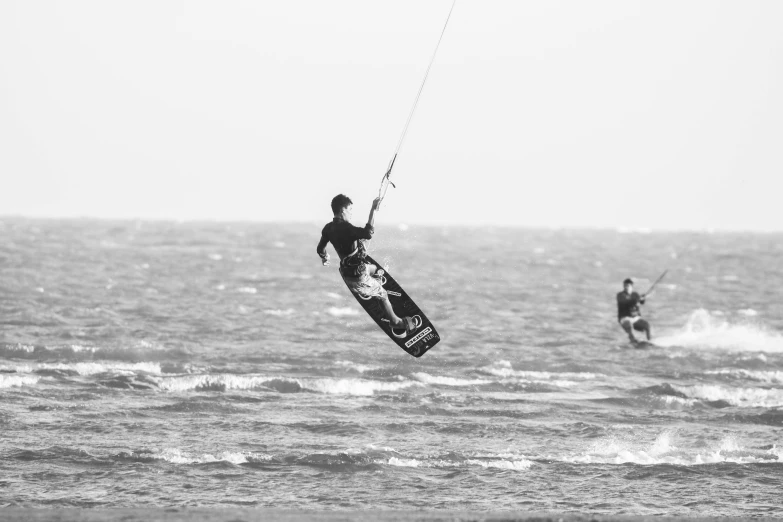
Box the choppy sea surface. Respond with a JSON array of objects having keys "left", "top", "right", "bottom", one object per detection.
[{"left": 1, "top": 218, "right": 783, "bottom": 518}]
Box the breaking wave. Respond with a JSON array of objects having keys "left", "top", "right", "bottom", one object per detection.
[
  {"left": 118, "top": 447, "right": 532, "bottom": 471},
  {"left": 481, "top": 361, "right": 604, "bottom": 381},
  {"left": 706, "top": 369, "right": 783, "bottom": 384},
  {"left": 0, "top": 374, "right": 40, "bottom": 388},
  {"left": 153, "top": 374, "right": 420, "bottom": 396},
  {"left": 119, "top": 448, "right": 275, "bottom": 465},
  {"left": 672, "top": 384, "right": 783, "bottom": 408},
  {"left": 412, "top": 372, "right": 490, "bottom": 386},
  {"left": 559, "top": 431, "right": 781, "bottom": 466},
  {"left": 0, "top": 362, "right": 162, "bottom": 376},
  {"left": 0, "top": 341, "right": 182, "bottom": 362},
  {"left": 655, "top": 309, "right": 783, "bottom": 352},
  {"left": 633, "top": 382, "right": 783, "bottom": 409}
]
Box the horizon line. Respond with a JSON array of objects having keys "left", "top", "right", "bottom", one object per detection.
[{"left": 1, "top": 214, "right": 782, "bottom": 235}]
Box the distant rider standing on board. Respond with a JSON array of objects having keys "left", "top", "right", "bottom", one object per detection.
[
  {"left": 617, "top": 278, "right": 651, "bottom": 343},
  {"left": 316, "top": 194, "right": 418, "bottom": 335}
]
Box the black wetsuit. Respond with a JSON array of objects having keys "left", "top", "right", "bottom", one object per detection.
[
  {"left": 616, "top": 291, "right": 645, "bottom": 322},
  {"left": 316, "top": 217, "right": 374, "bottom": 262}
]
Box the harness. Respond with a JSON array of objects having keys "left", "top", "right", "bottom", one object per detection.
[{"left": 338, "top": 243, "right": 368, "bottom": 278}]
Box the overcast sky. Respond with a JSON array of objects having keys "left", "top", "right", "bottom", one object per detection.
[{"left": 2, "top": 1, "right": 782, "bottom": 230}]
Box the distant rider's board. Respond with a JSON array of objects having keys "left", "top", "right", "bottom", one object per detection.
[{"left": 344, "top": 255, "right": 439, "bottom": 357}]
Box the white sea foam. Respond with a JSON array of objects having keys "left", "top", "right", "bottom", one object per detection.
[
  {"left": 706, "top": 369, "right": 783, "bottom": 384},
  {"left": 263, "top": 308, "right": 295, "bottom": 317},
  {"left": 6, "top": 362, "right": 161, "bottom": 376},
  {"left": 413, "top": 373, "right": 490, "bottom": 386},
  {"left": 560, "top": 431, "right": 779, "bottom": 466},
  {"left": 1, "top": 344, "right": 36, "bottom": 353},
  {"left": 388, "top": 457, "right": 421, "bottom": 467},
  {"left": 672, "top": 383, "right": 783, "bottom": 408},
  {"left": 69, "top": 344, "right": 100, "bottom": 353},
  {"left": 154, "top": 374, "right": 417, "bottom": 396},
  {"left": 325, "top": 292, "right": 343, "bottom": 299},
  {"left": 386, "top": 456, "right": 532, "bottom": 471},
  {"left": 0, "top": 364, "right": 33, "bottom": 373},
  {"left": 365, "top": 444, "right": 398, "bottom": 452},
  {"left": 136, "top": 340, "right": 166, "bottom": 351},
  {"left": 737, "top": 308, "right": 758, "bottom": 317},
  {"left": 304, "top": 378, "right": 419, "bottom": 396},
  {"left": 237, "top": 287, "right": 257, "bottom": 294},
  {"left": 327, "top": 306, "right": 359, "bottom": 317},
  {"left": 145, "top": 448, "right": 272, "bottom": 465},
  {"left": 0, "top": 375, "right": 40, "bottom": 388},
  {"left": 334, "top": 361, "right": 380, "bottom": 373},
  {"left": 483, "top": 361, "right": 603, "bottom": 381},
  {"left": 155, "top": 374, "right": 280, "bottom": 392},
  {"left": 2, "top": 343, "right": 98, "bottom": 354},
  {"left": 465, "top": 459, "right": 533, "bottom": 470},
  {"left": 653, "top": 395, "right": 697, "bottom": 408},
  {"left": 74, "top": 362, "right": 161, "bottom": 375},
  {"left": 655, "top": 309, "right": 783, "bottom": 352}
]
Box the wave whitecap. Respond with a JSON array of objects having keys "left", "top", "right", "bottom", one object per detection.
[
  {"left": 2, "top": 362, "right": 162, "bottom": 376},
  {"left": 154, "top": 374, "right": 419, "bottom": 396},
  {"left": 656, "top": 309, "right": 783, "bottom": 352},
  {"left": 560, "top": 431, "right": 780, "bottom": 466},
  {"left": 479, "top": 361, "right": 602, "bottom": 388},
  {"left": 483, "top": 361, "right": 603, "bottom": 381},
  {"left": 0, "top": 341, "right": 179, "bottom": 362},
  {"left": 0, "top": 374, "right": 40, "bottom": 388},
  {"left": 706, "top": 369, "right": 783, "bottom": 384},
  {"left": 387, "top": 456, "right": 532, "bottom": 470},
  {"left": 125, "top": 448, "right": 274, "bottom": 465},
  {"left": 412, "top": 372, "right": 490, "bottom": 387},
  {"left": 304, "top": 378, "right": 419, "bottom": 396},
  {"left": 672, "top": 383, "right": 783, "bottom": 408}
]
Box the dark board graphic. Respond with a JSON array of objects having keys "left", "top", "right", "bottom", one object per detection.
[{"left": 342, "top": 255, "right": 439, "bottom": 357}]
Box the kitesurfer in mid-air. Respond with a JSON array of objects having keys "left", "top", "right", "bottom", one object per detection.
[
  {"left": 617, "top": 278, "right": 651, "bottom": 343},
  {"left": 317, "top": 194, "right": 418, "bottom": 334}
]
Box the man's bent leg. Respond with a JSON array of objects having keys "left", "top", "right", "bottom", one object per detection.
[
  {"left": 619, "top": 318, "right": 636, "bottom": 342},
  {"left": 379, "top": 296, "right": 403, "bottom": 327},
  {"left": 634, "top": 319, "right": 651, "bottom": 341}
]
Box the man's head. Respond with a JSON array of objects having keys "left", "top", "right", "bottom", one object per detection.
[
  {"left": 623, "top": 278, "right": 634, "bottom": 292},
  {"left": 331, "top": 194, "right": 353, "bottom": 219}
]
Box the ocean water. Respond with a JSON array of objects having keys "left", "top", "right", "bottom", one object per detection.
[{"left": 1, "top": 218, "right": 782, "bottom": 517}]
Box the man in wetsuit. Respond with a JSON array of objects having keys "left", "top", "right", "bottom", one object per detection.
[
  {"left": 617, "top": 278, "right": 651, "bottom": 343},
  {"left": 316, "top": 194, "right": 418, "bottom": 334}
]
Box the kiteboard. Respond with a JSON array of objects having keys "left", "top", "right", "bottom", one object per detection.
[
  {"left": 630, "top": 340, "right": 657, "bottom": 349},
  {"left": 343, "top": 254, "right": 439, "bottom": 357}
]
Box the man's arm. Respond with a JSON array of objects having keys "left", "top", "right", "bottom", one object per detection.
[
  {"left": 367, "top": 197, "right": 380, "bottom": 228},
  {"left": 316, "top": 232, "right": 330, "bottom": 266},
  {"left": 349, "top": 198, "right": 381, "bottom": 241}
]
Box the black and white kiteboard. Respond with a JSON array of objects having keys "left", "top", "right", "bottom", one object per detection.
[
  {"left": 344, "top": 255, "right": 439, "bottom": 357},
  {"left": 630, "top": 340, "right": 658, "bottom": 349}
]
